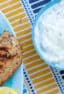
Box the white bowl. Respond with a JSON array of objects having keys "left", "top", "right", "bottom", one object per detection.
[{"left": 32, "top": 0, "right": 63, "bottom": 69}]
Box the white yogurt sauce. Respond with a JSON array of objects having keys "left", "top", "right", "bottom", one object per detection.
[{"left": 35, "top": 0, "right": 64, "bottom": 67}]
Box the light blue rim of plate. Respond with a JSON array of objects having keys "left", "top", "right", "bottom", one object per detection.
[
  {"left": 0, "top": 11, "right": 16, "bottom": 36},
  {"left": 32, "top": 0, "right": 64, "bottom": 69}
]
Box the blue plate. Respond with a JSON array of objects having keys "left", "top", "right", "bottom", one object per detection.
[
  {"left": 0, "top": 11, "right": 23, "bottom": 94},
  {"left": 0, "top": 11, "right": 15, "bottom": 36},
  {"left": 32, "top": 0, "right": 63, "bottom": 69}
]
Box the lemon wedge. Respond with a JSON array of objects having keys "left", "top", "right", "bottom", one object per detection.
[{"left": 0, "top": 87, "right": 18, "bottom": 94}]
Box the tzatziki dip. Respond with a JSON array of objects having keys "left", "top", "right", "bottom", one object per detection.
[{"left": 34, "top": 0, "right": 64, "bottom": 68}]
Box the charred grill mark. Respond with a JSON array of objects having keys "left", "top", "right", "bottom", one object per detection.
[
  {"left": 0, "top": 54, "right": 9, "bottom": 58},
  {"left": 0, "top": 46, "right": 17, "bottom": 61},
  {"left": 0, "top": 65, "right": 3, "bottom": 69},
  {"left": 0, "top": 54, "right": 16, "bottom": 61},
  {"left": 0, "top": 47, "right": 8, "bottom": 51}
]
